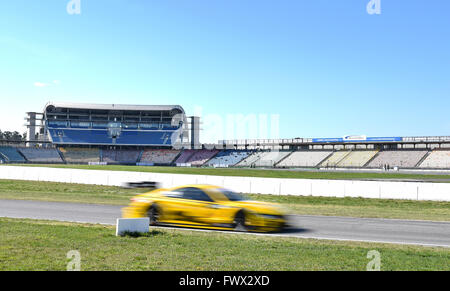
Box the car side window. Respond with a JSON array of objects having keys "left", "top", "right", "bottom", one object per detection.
[
  {"left": 178, "top": 187, "right": 213, "bottom": 202},
  {"left": 164, "top": 190, "right": 183, "bottom": 198}
]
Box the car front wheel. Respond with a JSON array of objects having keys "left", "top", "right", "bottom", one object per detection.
[
  {"left": 147, "top": 204, "right": 160, "bottom": 226},
  {"left": 233, "top": 210, "right": 248, "bottom": 232}
]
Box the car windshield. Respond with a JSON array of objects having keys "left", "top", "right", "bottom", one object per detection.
[{"left": 216, "top": 188, "right": 249, "bottom": 201}]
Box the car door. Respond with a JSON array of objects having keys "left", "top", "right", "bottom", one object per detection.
[
  {"left": 158, "top": 189, "right": 186, "bottom": 222},
  {"left": 176, "top": 187, "right": 215, "bottom": 225}
]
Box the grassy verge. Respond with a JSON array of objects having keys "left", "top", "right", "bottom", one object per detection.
[
  {"left": 0, "top": 179, "right": 137, "bottom": 205},
  {"left": 1, "top": 179, "right": 449, "bottom": 221},
  {"left": 246, "top": 194, "right": 450, "bottom": 221},
  {"left": 5, "top": 164, "right": 450, "bottom": 181},
  {"left": 0, "top": 218, "right": 448, "bottom": 271}
]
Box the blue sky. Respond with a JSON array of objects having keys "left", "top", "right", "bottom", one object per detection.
[{"left": 0, "top": 0, "right": 449, "bottom": 142}]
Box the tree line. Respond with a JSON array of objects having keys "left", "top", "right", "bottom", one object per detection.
[{"left": 0, "top": 130, "right": 27, "bottom": 141}]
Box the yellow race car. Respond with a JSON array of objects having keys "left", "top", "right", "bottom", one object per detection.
[{"left": 122, "top": 184, "right": 287, "bottom": 232}]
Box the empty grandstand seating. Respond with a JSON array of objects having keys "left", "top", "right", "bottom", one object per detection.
[
  {"left": 175, "top": 150, "right": 196, "bottom": 164},
  {"left": 189, "top": 150, "right": 219, "bottom": 166},
  {"left": 18, "top": 148, "right": 63, "bottom": 163},
  {"left": 45, "top": 103, "right": 185, "bottom": 146},
  {"left": 0, "top": 146, "right": 26, "bottom": 163},
  {"left": 367, "top": 150, "right": 428, "bottom": 168},
  {"left": 140, "top": 149, "right": 180, "bottom": 164},
  {"left": 277, "top": 151, "right": 332, "bottom": 167},
  {"left": 175, "top": 149, "right": 219, "bottom": 166},
  {"left": 336, "top": 150, "right": 379, "bottom": 167},
  {"left": 319, "top": 151, "right": 351, "bottom": 167},
  {"left": 205, "top": 150, "right": 251, "bottom": 167},
  {"left": 2, "top": 143, "right": 446, "bottom": 170},
  {"left": 255, "top": 151, "right": 291, "bottom": 167},
  {"left": 418, "top": 150, "right": 450, "bottom": 168},
  {"left": 238, "top": 151, "right": 291, "bottom": 167},
  {"left": 237, "top": 151, "right": 266, "bottom": 167},
  {"left": 60, "top": 147, "right": 100, "bottom": 163},
  {"left": 102, "top": 149, "right": 141, "bottom": 164}
]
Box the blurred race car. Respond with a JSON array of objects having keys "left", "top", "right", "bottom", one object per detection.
[{"left": 122, "top": 184, "right": 287, "bottom": 232}]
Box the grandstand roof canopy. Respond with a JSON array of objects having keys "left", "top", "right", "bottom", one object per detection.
[{"left": 44, "top": 102, "right": 185, "bottom": 114}]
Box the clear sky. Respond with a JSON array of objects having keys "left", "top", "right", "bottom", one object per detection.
[{"left": 1, "top": 0, "right": 449, "bottom": 142}]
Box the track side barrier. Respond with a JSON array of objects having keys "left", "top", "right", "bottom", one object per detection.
[{"left": 0, "top": 166, "right": 449, "bottom": 201}]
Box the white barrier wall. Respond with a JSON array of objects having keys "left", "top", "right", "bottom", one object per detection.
[
  {"left": 0, "top": 166, "right": 449, "bottom": 201},
  {"left": 116, "top": 218, "right": 150, "bottom": 236}
]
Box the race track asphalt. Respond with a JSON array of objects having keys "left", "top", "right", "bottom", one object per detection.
[{"left": 1, "top": 199, "right": 449, "bottom": 247}]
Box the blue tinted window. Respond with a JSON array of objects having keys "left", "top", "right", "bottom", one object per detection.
[{"left": 178, "top": 187, "right": 213, "bottom": 202}]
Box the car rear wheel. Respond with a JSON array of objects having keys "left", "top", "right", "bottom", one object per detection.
[
  {"left": 147, "top": 204, "right": 160, "bottom": 226},
  {"left": 233, "top": 210, "right": 248, "bottom": 232}
]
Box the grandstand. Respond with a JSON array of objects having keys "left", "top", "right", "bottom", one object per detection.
[
  {"left": 18, "top": 148, "right": 63, "bottom": 163},
  {"left": 206, "top": 150, "right": 251, "bottom": 167},
  {"left": 367, "top": 150, "right": 428, "bottom": 168},
  {"left": 174, "top": 150, "right": 195, "bottom": 164},
  {"left": 277, "top": 151, "right": 332, "bottom": 168},
  {"left": 336, "top": 150, "right": 379, "bottom": 167},
  {"left": 255, "top": 151, "right": 291, "bottom": 167},
  {"left": 140, "top": 149, "right": 180, "bottom": 165},
  {"left": 418, "top": 150, "right": 450, "bottom": 169},
  {"left": 320, "top": 151, "right": 351, "bottom": 168},
  {"left": 60, "top": 147, "right": 100, "bottom": 164},
  {"left": 175, "top": 149, "right": 219, "bottom": 166},
  {"left": 237, "top": 151, "right": 266, "bottom": 167},
  {"left": 0, "top": 147, "right": 26, "bottom": 163},
  {"left": 6, "top": 103, "right": 450, "bottom": 171},
  {"left": 237, "top": 151, "right": 291, "bottom": 167},
  {"left": 188, "top": 150, "right": 219, "bottom": 166},
  {"left": 37, "top": 102, "right": 188, "bottom": 146},
  {"left": 102, "top": 149, "right": 141, "bottom": 164}
]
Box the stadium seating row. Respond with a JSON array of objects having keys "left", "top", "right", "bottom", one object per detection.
[
  {"left": 206, "top": 150, "right": 251, "bottom": 167},
  {"left": 367, "top": 150, "right": 428, "bottom": 168},
  {"left": 277, "top": 150, "right": 432, "bottom": 169},
  {"left": 2, "top": 146, "right": 450, "bottom": 169},
  {"left": 236, "top": 151, "right": 292, "bottom": 167},
  {"left": 59, "top": 147, "right": 100, "bottom": 163},
  {"left": 140, "top": 149, "right": 180, "bottom": 164},
  {"left": 277, "top": 151, "right": 332, "bottom": 167},
  {"left": 102, "top": 149, "right": 141, "bottom": 164},
  {"left": 253, "top": 151, "right": 291, "bottom": 167},
  {"left": 47, "top": 129, "right": 180, "bottom": 146},
  {"left": 0, "top": 146, "right": 26, "bottom": 162},
  {"left": 175, "top": 149, "right": 219, "bottom": 166},
  {"left": 419, "top": 150, "right": 450, "bottom": 168},
  {"left": 19, "top": 148, "right": 63, "bottom": 163},
  {"left": 236, "top": 151, "right": 266, "bottom": 167},
  {"left": 336, "top": 150, "right": 379, "bottom": 167},
  {"left": 319, "top": 151, "right": 350, "bottom": 167}
]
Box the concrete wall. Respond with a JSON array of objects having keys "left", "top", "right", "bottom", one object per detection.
[{"left": 0, "top": 166, "right": 449, "bottom": 201}]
